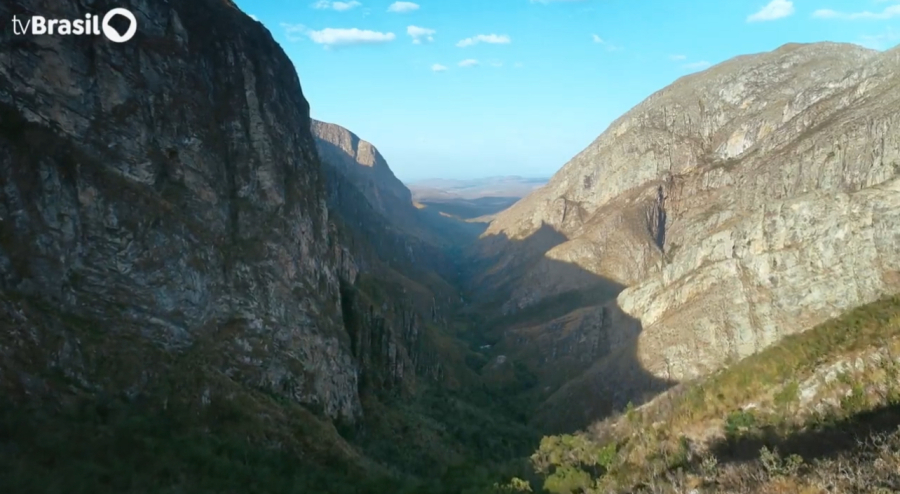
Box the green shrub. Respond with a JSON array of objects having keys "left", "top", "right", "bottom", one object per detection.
[
  {"left": 724, "top": 409, "right": 757, "bottom": 438},
  {"left": 759, "top": 446, "right": 804, "bottom": 477},
  {"left": 543, "top": 465, "right": 593, "bottom": 494}
]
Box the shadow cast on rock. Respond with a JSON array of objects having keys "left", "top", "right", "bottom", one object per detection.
[
  {"left": 461, "top": 223, "right": 678, "bottom": 435},
  {"left": 417, "top": 196, "right": 522, "bottom": 220},
  {"left": 707, "top": 403, "right": 900, "bottom": 467}
]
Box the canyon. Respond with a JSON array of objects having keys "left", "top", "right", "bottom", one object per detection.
[{"left": 0, "top": 0, "right": 899, "bottom": 492}]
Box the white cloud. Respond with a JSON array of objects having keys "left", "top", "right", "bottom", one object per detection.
[
  {"left": 514, "top": 62, "right": 524, "bottom": 67},
  {"left": 529, "top": 0, "right": 588, "bottom": 3},
  {"left": 407, "top": 25, "right": 435, "bottom": 43},
  {"left": 308, "top": 28, "right": 395, "bottom": 46},
  {"left": 282, "top": 24, "right": 308, "bottom": 42},
  {"left": 431, "top": 63, "right": 448, "bottom": 72},
  {"left": 813, "top": 5, "right": 900, "bottom": 20},
  {"left": 669, "top": 54, "right": 687, "bottom": 61},
  {"left": 592, "top": 34, "right": 604, "bottom": 43},
  {"left": 249, "top": 14, "right": 259, "bottom": 21},
  {"left": 489, "top": 60, "right": 504, "bottom": 67},
  {"left": 388, "top": 1, "right": 419, "bottom": 13},
  {"left": 312, "top": 0, "right": 362, "bottom": 11},
  {"left": 747, "top": 0, "right": 795, "bottom": 22},
  {"left": 683, "top": 60, "right": 711, "bottom": 70},
  {"left": 282, "top": 24, "right": 396, "bottom": 47},
  {"left": 458, "top": 59, "right": 479, "bottom": 67},
  {"left": 457, "top": 34, "right": 511, "bottom": 47}
]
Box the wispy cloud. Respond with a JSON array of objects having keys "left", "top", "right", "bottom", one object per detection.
[
  {"left": 489, "top": 60, "right": 504, "bottom": 67},
  {"left": 282, "top": 24, "right": 308, "bottom": 42},
  {"left": 529, "top": 0, "right": 588, "bottom": 3},
  {"left": 282, "top": 24, "right": 396, "bottom": 47},
  {"left": 407, "top": 25, "right": 435, "bottom": 43},
  {"left": 249, "top": 14, "right": 259, "bottom": 21},
  {"left": 859, "top": 27, "right": 900, "bottom": 49},
  {"left": 458, "top": 59, "right": 479, "bottom": 67},
  {"left": 683, "top": 60, "right": 711, "bottom": 70},
  {"left": 513, "top": 62, "right": 524, "bottom": 68},
  {"left": 747, "top": 0, "right": 794, "bottom": 22},
  {"left": 669, "top": 54, "right": 687, "bottom": 61},
  {"left": 591, "top": 34, "right": 622, "bottom": 51},
  {"left": 813, "top": 4, "right": 900, "bottom": 20},
  {"left": 388, "top": 1, "right": 419, "bottom": 13},
  {"left": 312, "top": 0, "right": 362, "bottom": 11},
  {"left": 457, "top": 34, "right": 511, "bottom": 47},
  {"left": 431, "top": 63, "right": 448, "bottom": 72}
]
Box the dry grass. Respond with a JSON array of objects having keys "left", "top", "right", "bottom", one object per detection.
[
  {"left": 530, "top": 295, "right": 900, "bottom": 494},
  {"left": 602, "top": 295, "right": 900, "bottom": 434}
]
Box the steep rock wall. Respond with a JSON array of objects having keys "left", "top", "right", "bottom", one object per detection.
[{"left": 0, "top": 0, "right": 363, "bottom": 421}]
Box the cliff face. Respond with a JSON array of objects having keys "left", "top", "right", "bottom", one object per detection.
[
  {"left": 325, "top": 164, "right": 453, "bottom": 397},
  {"left": 313, "top": 119, "right": 483, "bottom": 259},
  {"left": 313, "top": 120, "right": 488, "bottom": 362},
  {"left": 314, "top": 121, "right": 490, "bottom": 399},
  {"left": 315, "top": 120, "right": 457, "bottom": 287},
  {"left": 0, "top": 0, "right": 366, "bottom": 421},
  {"left": 312, "top": 120, "right": 413, "bottom": 219},
  {"left": 479, "top": 42, "right": 900, "bottom": 428}
]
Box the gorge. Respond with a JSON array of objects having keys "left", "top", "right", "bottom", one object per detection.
[{"left": 1, "top": 0, "right": 900, "bottom": 493}]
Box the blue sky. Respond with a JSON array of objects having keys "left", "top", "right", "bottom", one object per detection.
[{"left": 233, "top": 0, "right": 900, "bottom": 182}]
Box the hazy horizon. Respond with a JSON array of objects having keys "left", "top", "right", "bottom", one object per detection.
[{"left": 404, "top": 174, "right": 551, "bottom": 184}]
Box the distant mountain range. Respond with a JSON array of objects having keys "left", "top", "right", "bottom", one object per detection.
[
  {"left": 407, "top": 176, "right": 548, "bottom": 201},
  {"left": 406, "top": 176, "right": 549, "bottom": 220}
]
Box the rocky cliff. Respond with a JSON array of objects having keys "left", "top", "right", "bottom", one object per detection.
[
  {"left": 314, "top": 120, "right": 458, "bottom": 290},
  {"left": 478, "top": 42, "right": 900, "bottom": 429},
  {"left": 310, "top": 119, "right": 478, "bottom": 396},
  {"left": 313, "top": 119, "right": 484, "bottom": 258},
  {"left": 0, "top": 0, "right": 408, "bottom": 428},
  {"left": 0, "top": 2, "right": 528, "bottom": 484},
  {"left": 312, "top": 120, "right": 413, "bottom": 219}
]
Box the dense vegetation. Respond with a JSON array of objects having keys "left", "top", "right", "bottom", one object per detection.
[
  {"left": 3, "top": 294, "right": 899, "bottom": 493},
  {"left": 0, "top": 258, "right": 900, "bottom": 494},
  {"left": 0, "top": 284, "right": 540, "bottom": 494},
  {"left": 0, "top": 378, "right": 537, "bottom": 494}
]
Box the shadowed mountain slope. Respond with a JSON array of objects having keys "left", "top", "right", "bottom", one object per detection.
[
  {"left": 0, "top": 0, "right": 534, "bottom": 490},
  {"left": 2, "top": 0, "right": 900, "bottom": 490}
]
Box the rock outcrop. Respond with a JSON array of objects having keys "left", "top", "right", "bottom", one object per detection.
[
  {"left": 314, "top": 120, "right": 457, "bottom": 286},
  {"left": 0, "top": 0, "right": 482, "bottom": 438},
  {"left": 0, "top": 0, "right": 365, "bottom": 424},
  {"left": 312, "top": 120, "right": 414, "bottom": 220},
  {"left": 479, "top": 42, "right": 900, "bottom": 428}
]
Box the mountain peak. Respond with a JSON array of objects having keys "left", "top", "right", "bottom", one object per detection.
[
  {"left": 476, "top": 39, "right": 900, "bottom": 431},
  {"left": 311, "top": 120, "right": 389, "bottom": 170},
  {"left": 311, "top": 119, "right": 412, "bottom": 215}
]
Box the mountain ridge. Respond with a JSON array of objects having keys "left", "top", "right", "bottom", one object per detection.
[
  {"left": 312, "top": 119, "right": 414, "bottom": 216},
  {"left": 2, "top": 2, "right": 900, "bottom": 491},
  {"left": 475, "top": 40, "right": 900, "bottom": 432}
]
